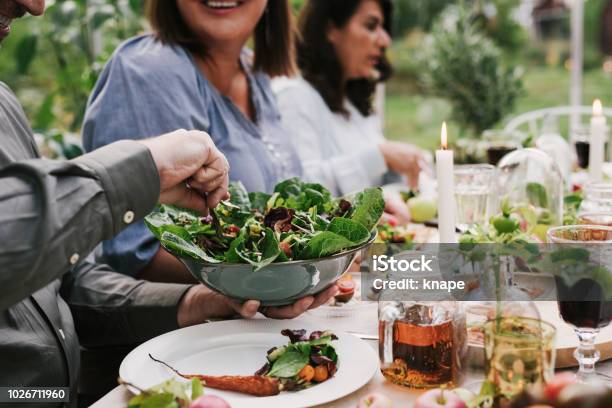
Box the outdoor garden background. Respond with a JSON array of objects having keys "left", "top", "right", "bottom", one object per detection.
[{"left": 0, "top": 0, "right": 611, "bottom": 157}]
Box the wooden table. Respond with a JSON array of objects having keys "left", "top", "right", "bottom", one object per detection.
[{"left": 91, "top": 303, "right": 612, "bottom": 408}]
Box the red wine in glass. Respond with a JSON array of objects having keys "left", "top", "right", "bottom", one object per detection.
[
  {"left": 487, "top": 145, "right": 517, "bottom": 166},
  {"left": 574, "top": 140, "right": 590, "bottom": 169},
  {"left": 556, "top": 277, "right": 612, "bottom": 329},
  {"left": 548, "top": 225, "right": 612, "bottom": 382}
]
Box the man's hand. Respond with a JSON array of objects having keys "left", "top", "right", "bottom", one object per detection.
[
  {"left": 177, "top": 284, "right": 339, "bottom": 326},
  {"left": 379, "top": 141, "right": 424, "bottom": 189},
  {"left": 138, "top": 129, "right": 230, "bottom": 214}
]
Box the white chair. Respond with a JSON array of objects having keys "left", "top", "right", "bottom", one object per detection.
[{"left": 503, "top": 106, "right": 612, "bottom": 137}]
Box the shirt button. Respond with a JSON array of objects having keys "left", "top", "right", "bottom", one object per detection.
[
  {"left": 123, "top": 211, "right": 135, "bottom": 224},
  {"left": 69, "top": 253, "right": 79, "bottom": 265}
]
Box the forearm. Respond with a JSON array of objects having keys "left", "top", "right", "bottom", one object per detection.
[
  {"left": 0, "top": 141, "right": 160, "bottom": 311},
  {"left": 61, "top": 260, "right": 191, "bottom": 348},
  {"left": 137, "top": 247, "right": 198, "bottom": 284}
]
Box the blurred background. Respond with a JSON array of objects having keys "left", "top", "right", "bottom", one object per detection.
[{"left": 0, "top": 0, "right": 610, "bottom": 157}]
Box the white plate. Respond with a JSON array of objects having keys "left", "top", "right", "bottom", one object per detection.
[{"left": 119, "top": 319, "right": 379, "bottom": 408}]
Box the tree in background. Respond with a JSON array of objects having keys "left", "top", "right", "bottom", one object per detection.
[
  {"left": 392, "top": 0, "right": 456, "bottom": 35},
  {"left": 391, "top": 0, "right": 526, "bottom": 54},
  {"left": 415, "top": 5, "right": 525, "bottom": 136}
]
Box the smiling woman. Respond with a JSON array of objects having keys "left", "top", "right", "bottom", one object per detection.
[
  {"left": 81, "top": 0, "right": 303, "bottom": 283},
  {"left": 148, "top": 0, "right": 296, "bottom": 76}
]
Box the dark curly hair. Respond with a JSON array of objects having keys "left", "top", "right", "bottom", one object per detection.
[{"left": 297, "top": 0, "right": 393, "bottom": 117}]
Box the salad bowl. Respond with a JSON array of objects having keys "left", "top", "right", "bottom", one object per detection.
[
  {"left": 146, "top": 179, "right": 385, "bottom": 306},
  {"left": 177, "top": 232, "right": 376, "bottom": 306}
]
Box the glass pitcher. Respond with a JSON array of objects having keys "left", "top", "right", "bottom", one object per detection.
[{"left": 378, "top": 300, "right": 467, "bottom": 388}]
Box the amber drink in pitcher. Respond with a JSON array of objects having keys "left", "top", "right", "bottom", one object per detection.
[{"left": 378, "top": 301, "right": 467, "bottom": 388}]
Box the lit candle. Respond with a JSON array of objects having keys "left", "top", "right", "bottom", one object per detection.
[
  {"left": 436, "top": 122, "right": 457, "bottom": 243},
  {"left": 589, "top": 99, "right": 607, "bottom": 182}
]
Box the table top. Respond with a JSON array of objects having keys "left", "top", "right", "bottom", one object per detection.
[
  {"left": 91, "top": 342, "right": 612, "bottom": 408},
  {"left": 91, "top": 303, "right": 612, "bottom": 408}
]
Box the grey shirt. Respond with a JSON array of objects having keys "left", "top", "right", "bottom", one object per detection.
[{"left": 0, "top": 82, "right": 191, "bottom": 407}]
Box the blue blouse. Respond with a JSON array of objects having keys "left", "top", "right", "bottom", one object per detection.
[{"left": 82, "top": 35, "right": 302, "bottom": 276}]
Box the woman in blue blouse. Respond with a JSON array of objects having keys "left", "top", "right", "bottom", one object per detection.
[{"left": 83, "top": 0, "right": 304, "bottom": 285}]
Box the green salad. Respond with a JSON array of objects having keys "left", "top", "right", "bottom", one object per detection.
[{"left": 145, "top": 178, "right": 384, "bottom": 269}]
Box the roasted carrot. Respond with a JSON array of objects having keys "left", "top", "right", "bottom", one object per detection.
[
  {"left": 148, "top": 354, "right": 280, "bottom": 397},
  {"left": 183, "top": 374, "right": 280, "bottom": 397}
]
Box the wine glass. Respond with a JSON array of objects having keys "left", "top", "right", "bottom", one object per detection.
[
  {"left": 454, "top": 164, "right": 495, "bottom": 233},
  {"left": 547, "top": 225, "right": 612, "bottom": 382}
]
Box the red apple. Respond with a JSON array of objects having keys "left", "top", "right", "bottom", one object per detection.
[
  {"left": 356, "top": 392, "right": 393, "bottom": 408},
  {"left": 414, "top": 389, "right": 467, "bottom": 408},
  {"left": 190, "top": 395, "right": 231, "bottom": 408},
  {"left": 543, "top": 371, "right": 576, "bottom": 401}
]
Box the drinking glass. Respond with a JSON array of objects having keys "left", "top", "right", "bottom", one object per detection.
[
  {"left": 579, "top": 182, "right": 612, "bottom": 214},
  {"left": 546, "top": 225, "right": 612, "bottom": 382},
  {"left": 378, "top": 301, "right": 467, "bottom": 388},
  {"left": 571, "top": 125, "right": 611, "bottom": 168},
  {"left": 454, "top": 164, "right": 496, "bottom": 232},
  {"left": 482, "top": 130, "right": 522, "bottom": 166},
  {"left": 484, "top": 317, "right": 556, "bottom": 399}
]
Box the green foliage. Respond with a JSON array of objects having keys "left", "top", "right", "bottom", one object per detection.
[
  {"left": 392, "top": 0, "right": 527, "bottom": 54},
  {"left": 267, "top": 351, "right": 309, "bottom": 378},
  {"left": 145, "top": 179, "right": 383, "bottom": 267},
  {"left": 563, "top": 192, "right": 583, "bottom": 225},
  {"left": 478, "top": 0, "right": 527, "bottom": 54},
  {"left": 14, "top": 34, "right": 38, "bottom": 74},
  {"left": 261, "top": 330, "right": 338, "bottom": 389},
  {"left": 415, "top": 5, "right": 525, "bottom": 135},
  {"left": 299, "top": 217, "right": 370, "bottom": 260},
  {"left": 290, "top": 0, "right": 305, "bottom": 14},
  {"left": 1, "top": 0, "right": 146, "bottom": 137},
  {"left": 127, "top": 377, "right": 202, "bottom": 408},
  {"left": 392, "top": 0, "right": 455, "bottom": 36},
  {"left": 349, "top": 188, "right": 386, "bottom": 231},
  {"left": 34, "top": 129, "right": 84, "bottom": 159}
]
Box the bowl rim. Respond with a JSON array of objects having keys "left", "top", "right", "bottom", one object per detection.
[{"left": 176, "top": 230, "right": 377, "bottom": 267}]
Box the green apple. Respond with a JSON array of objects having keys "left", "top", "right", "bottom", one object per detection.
[
  {"left": 532, "top": 224, "right": 549, "bottom": 242},
  {"left": 408, "top": 196, "right": 437, "bottom": 223}
]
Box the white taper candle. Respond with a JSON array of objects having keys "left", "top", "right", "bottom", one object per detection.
[
  {"left": 589, "top": 99, "right": 606, "bottom": 182},
  {"left": 436, "top": 122, "right": 457, "bottom": 243}
]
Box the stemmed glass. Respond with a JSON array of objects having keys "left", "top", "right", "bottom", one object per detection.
[
  {"left": 454, "top": 164, "right": 495, "bottom": 233},
  {"left": 547, "top": 225, "right": 612, "bottom": 382}
]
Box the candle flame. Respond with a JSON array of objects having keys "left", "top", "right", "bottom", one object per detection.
[
  {"left": 441, "top": 122, "right": 448, "bottom": 149},
  {"left": 593, "top": 99, "right": 603, "bottom": 117}
]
